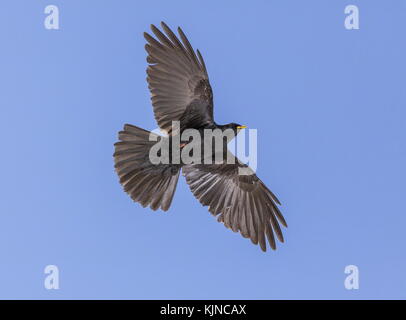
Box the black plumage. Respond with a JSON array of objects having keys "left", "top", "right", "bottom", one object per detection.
[{"left": 114, "top": 22, "right": 287, "bottom": 251}]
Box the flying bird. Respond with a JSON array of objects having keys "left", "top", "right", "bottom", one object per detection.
[{"left": 114, "top": 22, "right": 287, "bottom": 251}]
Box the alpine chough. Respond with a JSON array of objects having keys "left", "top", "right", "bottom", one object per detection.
[{"left": 114, "top": 22, "right": 287, "bottom": 251}]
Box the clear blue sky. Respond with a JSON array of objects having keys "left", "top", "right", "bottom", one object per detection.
[{"left": 1, "top": 0, "right": 405, "bottom": 299}]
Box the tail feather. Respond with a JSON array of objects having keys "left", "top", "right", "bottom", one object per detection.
[{"left": 114, "top": 124, "right": 180, "bottom": 211}]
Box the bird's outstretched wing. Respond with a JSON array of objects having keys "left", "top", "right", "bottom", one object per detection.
[
  {"left": 144, "top": 22, "right": 214, "bottom": 134},
  {"left": 183, "top": 156, "right": 287, "bottom": 251}
]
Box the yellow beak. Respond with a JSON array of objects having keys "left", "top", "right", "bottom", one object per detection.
[{"left": 237, "top": 125, "right": 247, "bottom": 129}]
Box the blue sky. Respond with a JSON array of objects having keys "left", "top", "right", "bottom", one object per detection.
[{"left": 0, "top": 0, "right": 405, "bottom": 299}]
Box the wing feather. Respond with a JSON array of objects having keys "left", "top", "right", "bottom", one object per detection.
[
  {"left": 145, "top": 22, "right": 214, "bottom": 134},
  {"left": 183, "top": 158, "right": 287, "bottom": 252}
]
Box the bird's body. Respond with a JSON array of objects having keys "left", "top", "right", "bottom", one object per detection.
[{"left": 114, "top": 22, "right": 287, "bottom": 251}]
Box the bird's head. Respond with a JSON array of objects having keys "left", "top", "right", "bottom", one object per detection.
[{"left": 229, "top": 123, "right": 247, "bottom": 134}]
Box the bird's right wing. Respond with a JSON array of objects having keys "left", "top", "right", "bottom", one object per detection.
[
  {"left": 183, "top": 158, "right": 287, "bottom": 251},
  {"left": 144, "top": 22, "right": 214, "bottom": 134}
]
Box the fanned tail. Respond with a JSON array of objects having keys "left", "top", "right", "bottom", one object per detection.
[{"left": 114, "top": 124, "right": 180, "bottom": 211}]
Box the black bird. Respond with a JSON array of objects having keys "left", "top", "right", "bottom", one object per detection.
[{"left": 114, "top": 22, "right": 287, "bottom": 251}]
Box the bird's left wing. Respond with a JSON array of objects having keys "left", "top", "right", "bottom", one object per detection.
[
  {"left": 144, "top": 22, "right": 214, "bottom": 134},
  {"left": 183, "top": 158, "right": 287, "bottom": 251}
]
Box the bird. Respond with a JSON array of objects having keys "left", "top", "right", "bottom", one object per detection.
[{"left": 114, "top": 22, "right": 287, "bottom": 251}]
